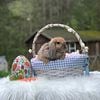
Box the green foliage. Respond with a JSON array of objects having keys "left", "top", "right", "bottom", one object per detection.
[
  {"left": 0, "top": 71, "right": 10, "bottom": 78},
  {"left": 70, "top": 0, "right": 100, "bottom": 30},
  {"left": 0, "top": 3, "right": 28, "bottom": 69},
  {"left": 8, "top": 0, "right": 33, "bottom": 19},
  {"left": 70, "top": 18, "right": 78, "bottom": 29}
]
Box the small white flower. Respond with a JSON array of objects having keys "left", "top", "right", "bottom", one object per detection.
[
  {"left": 81, "top": 43, "right": 85, "bottom": 48},
  {"left": 85, "top": 47, "right": 89, "bottom": 52},
  {"left": 68, "top": 28, "right": 73, "bottom": 32},
  {"left": 28, "top": 49, "right": 32, "bottom": 53}
]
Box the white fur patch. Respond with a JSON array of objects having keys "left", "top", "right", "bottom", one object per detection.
[{"left": 0, "top": 71, "right": 100, "bottom": 100}]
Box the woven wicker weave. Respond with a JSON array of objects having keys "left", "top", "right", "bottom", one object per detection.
[{"left": 31, "top": 24, "right": 89, "bottom": 78}]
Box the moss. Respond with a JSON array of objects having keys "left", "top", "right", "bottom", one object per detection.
[{"left": 78, "top": 31, "right": 100, "bottom": 41}]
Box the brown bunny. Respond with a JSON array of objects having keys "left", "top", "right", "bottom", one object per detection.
[
  {"left": 48, "top": 37, "right": 67, "bottom": 60},
  {"left": 37, "top": 37, "right": 67, "bottom": 64},
  {"left": 37, "top": 43, "right": 50, "bottom": 64}
]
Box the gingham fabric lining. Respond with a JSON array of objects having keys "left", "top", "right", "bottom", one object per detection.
[{"left": 31, "top": 52, "right": 89, "bottom": 78}]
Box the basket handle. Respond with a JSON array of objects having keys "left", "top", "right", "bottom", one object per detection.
[{"left": 32, "top": 24, "right": 88, "bottom": 57}]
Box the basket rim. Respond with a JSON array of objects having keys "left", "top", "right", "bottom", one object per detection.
[{"left": 32, "top": 24, "right": 88, "bottom": 56}]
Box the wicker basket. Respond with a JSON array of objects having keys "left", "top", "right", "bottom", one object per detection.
[{"left": 31, "top": 24, "right": 89, "bottom": 78}]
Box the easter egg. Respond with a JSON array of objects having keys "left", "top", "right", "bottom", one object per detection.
[{"left": 10, "top": 55, "right": 32, "bottom": 80}]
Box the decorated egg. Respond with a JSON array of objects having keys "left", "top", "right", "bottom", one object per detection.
[{"left": 10, "top": 55, "right": 32, "bottom": 80}]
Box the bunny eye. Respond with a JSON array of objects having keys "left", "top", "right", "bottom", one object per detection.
[{"left": 56, "top": 42, "right": 60, "bottom": 44}]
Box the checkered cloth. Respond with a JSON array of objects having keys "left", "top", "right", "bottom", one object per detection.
[{"left": 31, "top": 52, "right": 89, "bottom": 78}]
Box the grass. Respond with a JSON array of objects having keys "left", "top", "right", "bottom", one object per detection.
[{"left": 0, "top": 71, "right": 10, "bottom": 78}]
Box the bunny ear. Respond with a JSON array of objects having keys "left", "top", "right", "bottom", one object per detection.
[
  {"left": 48, "top": 41, "right": 56, "bottom": 60},
  {"left": 64, "top": 42, "right": 68, "bottom": 52},
  {"left": 65, "top": 42, "right": 69, "bottom": 52}
]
